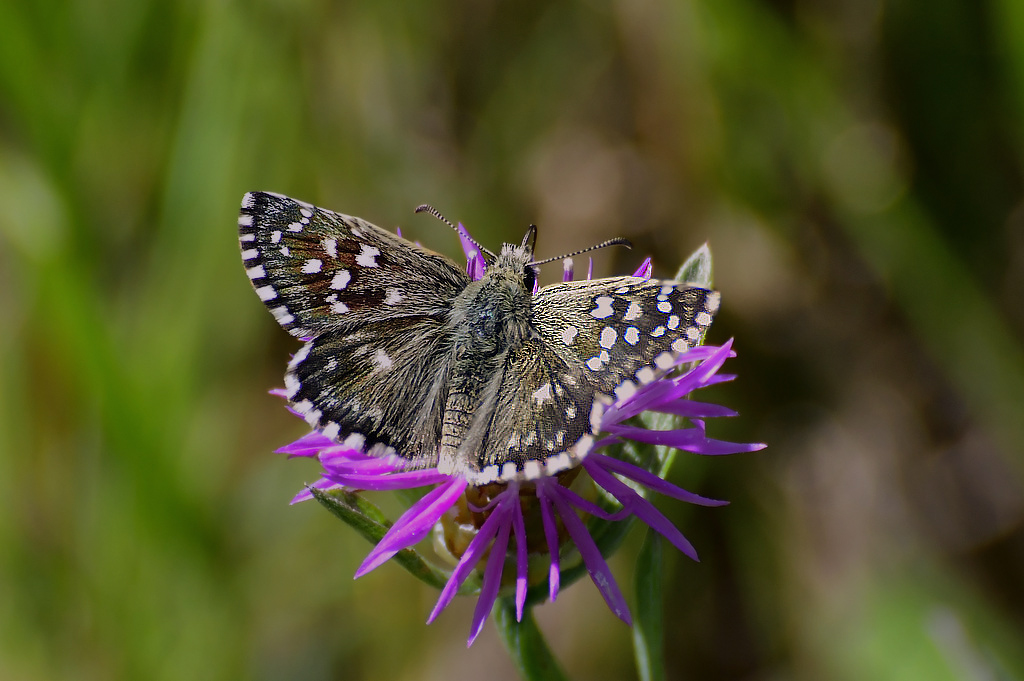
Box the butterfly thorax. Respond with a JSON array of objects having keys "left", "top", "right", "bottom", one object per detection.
[
  {"left": 448, "top": 244, "right": 537, "bottom": 357},
  {"left": 439, "top": 245, "right": 538, "bottom": 475}
]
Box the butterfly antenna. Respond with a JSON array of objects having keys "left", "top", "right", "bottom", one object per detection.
[
  {"left": 415, "top": 204, "right": 497, "bottom": 260},
  {"left": 529, "top": 237, "right": 632, "bottom": 267}
]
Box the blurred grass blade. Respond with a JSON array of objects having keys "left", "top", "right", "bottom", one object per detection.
[{"left": 495, "top": 598, "right": 569, "bottom": 681}]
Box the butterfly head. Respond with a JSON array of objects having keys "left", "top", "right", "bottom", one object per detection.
[{"left": 491, "top": 235, "right": 539, "bottom": 293}]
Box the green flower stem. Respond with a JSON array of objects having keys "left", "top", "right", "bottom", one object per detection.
[
  {"left": 312, "top": 487, "right": 480, "bottom": 594},
  {"left": 495, "top": 598, "right": 569, "bottom": 681},
  {"left": 633, "top": 530, "right": 666, "bottom": 681}
]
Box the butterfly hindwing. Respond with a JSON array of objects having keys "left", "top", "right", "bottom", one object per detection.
[
  {"left": 285, "top": 315, "right": 455, "bottom": 465},
  {"left": 470, "top": 338, "right": 607, "bottom": 482},
  {"left": 239, "top": 191, "right": 470, "bottom": 338}
]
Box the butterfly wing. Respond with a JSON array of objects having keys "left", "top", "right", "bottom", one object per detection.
[
  {"left": 239, "top": 191, "right": 470, "bottom": 338},
  {"left": 285, "top": 315, "right": 455, "bottom": 464},
  {"left": 468, "top": 276, "right": 720, "bottom": 483}
]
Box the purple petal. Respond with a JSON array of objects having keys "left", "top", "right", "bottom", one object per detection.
[
  {"left": 632, "top": 257, "right": 652, "bottom": 279},
  {"left": 356, "top": 478, "right": 467, "bottom": 577},
  {"left": 587, "top": 463, "right": 699, "bottom": 561},
  {"left": 319, "top": 456, "right": 400, "bottom": 475},
  {"left": 275, "top": 431, "right": 336, "bottom": 457},
  {"left": 541, "top": 482, "right": 632, "bottom": 625},
  {"left": 587, "top": 257, "right": 594, "bottom": 281},
  {"left": 467, "top": 512, "right": 513, "bottom": 646},
  {"left": 457, "top": 223, "right": 487, "bottom": 280},
  {"left": 429, "top": 493, "right": 513, "bottom": 623},
  {"left": 652, "top": 399, "right": 738, "bottom": 419},
  {"left": 538, "top": 488, "right": 561, "bottom": 602},
  {"left": 607, "top": 422, "right": 765, "bottom": 455},
  {"left": 326, "top": 469, "right": 451, "bottom": 491},
  {"left": 556, "top": 484, "right": 630, "bottom": 521},
  {"left": 562, "top": 258, "right": 574, "bottom": 282},
  {"left": 585, "top": 453, "right": 728, "bottom": 507},
  {"left": 510, "top": 488, "right": 529, "bottom": 621}
]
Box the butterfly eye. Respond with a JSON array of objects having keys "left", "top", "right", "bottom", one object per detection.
[{"left": 522, "top": 266, "right": 537, "bottom": 292}]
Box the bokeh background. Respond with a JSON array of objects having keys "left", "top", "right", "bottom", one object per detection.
[{"left": 3, "top": 0, "right": 1024, "bottom": 679}]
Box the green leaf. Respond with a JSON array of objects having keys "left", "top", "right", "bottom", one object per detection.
[
  {"left": 675, "top": 243, "right": 713, "bottom": 288},
  {"left": 310, "top": 487, "right": 480, "bottom": 594},
  {"left": 495, "top": 599, "right": 569, "bottom": 681},
  {"left": 633, "top": 530, "right": 666, "bottom": 681}
]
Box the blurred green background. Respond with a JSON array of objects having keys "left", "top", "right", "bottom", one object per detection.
[{"left": 3, "top": 0, "right": 1024, "bottom": 679}]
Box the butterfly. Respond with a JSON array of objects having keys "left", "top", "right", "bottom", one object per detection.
[{"left": 239, "top": 191, "right": 720, "bottom": 485}]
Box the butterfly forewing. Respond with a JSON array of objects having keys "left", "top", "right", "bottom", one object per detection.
[
  {"left": 532, "top": 276, "right": 720, "bottom": 400},
  {"left": 239, "top": 191, "right": 469, "bottom": 338}
]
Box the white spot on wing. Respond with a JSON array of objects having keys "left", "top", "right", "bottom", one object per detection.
[
  {"left": 332, "top": 301, "right": 350, "bottom": 314},
  {"left": 241, "top": 193, "right": 256, "bottom": 209},
  {"left": 246, "top": 265, "right": 266, "bottom": 280},
  {"left": 624, "top": 301, "right": 642, "bottom": 321},
  {"left": 271, "top": 231, "right": 282, "bottom": 244},
  {"left": 586, "top": 356, "right": 603, "bottom": 371},
  {"left": 599, "top": 326, "right": 617, "bottom": 349},
  {"left": 624, "top": 327, "right": 639, "bottom": 345},
  {"left": 287, "top": 221, "right": 304, "bottom": 232},
  {"left": 323, "top": 238, "right": 338, "bottom": 258},
  {"left": 330, "top": 270, "right": 351, "bottom": 290},
  {"left": 561, "top": 326, "right": 578, "bottom": 345},
  {"left": 239, "top": 232, "right": 255, "bottom": 242},
  {"left": 654, "top": 352, "right": 675, "bottom": 370},
  {"left": 696, "top": 311, "right": 713, "bottom": 326},
  {"left": 256, "top": 285, "right": 277, "bottom": 301},
  {"left": 372, "top": 348, "right": 393, "bottom": 370},
  {"left": 284, "top": 373, "right": 300, "bottom": 399},
  {"left": 272, "top": 306, "right": 293, "bottom": 325},
  {"left": 301, "top": 259, "right": 322, "bottom": 274},
  {"left": 531, "top": 383, "right": 552, "bottom": 403},
  {"left": 657, "top": 301, "right": 672, "bottom": 313},
  {"left": 384, "top": 288, "right": 403, "bottom": 305},
  {"left": 321, "top": 422, "right": 340, "bottom": 441},
  {"left": 241, "top": 249, "right": 258, "bottom": 261},
  {"left": 238, "top": 214, "right": 253, "bottom": 227},
  {"left": 614, "top": 380, "right": 637, "bottom": 401},
  {"left": 343, "top": 433, "right": 365, "bottom": 450},
  {"left": 591, "top": 296, "right": 615, "bottom": 319},
  {"left": 355, "top": 244, "right": 380, "bottom": 267},
  {"left": 667, "top": 315, "right": 680, "bottom": 330}
]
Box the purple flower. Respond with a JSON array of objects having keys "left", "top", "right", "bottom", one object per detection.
[{"left": 273, "top": 228, "right": 763, "bottom": 646}]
